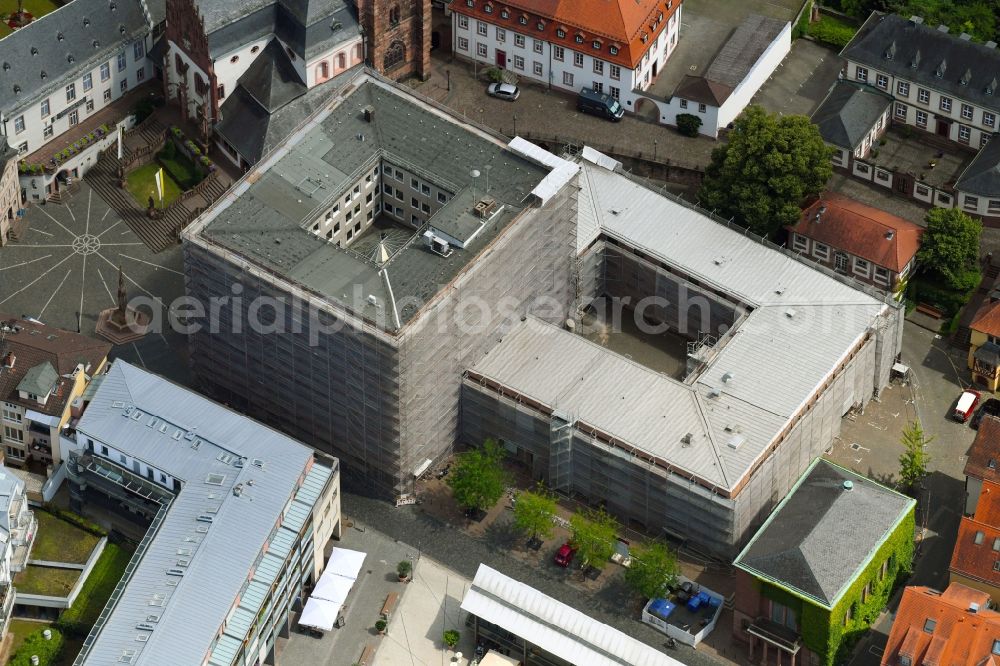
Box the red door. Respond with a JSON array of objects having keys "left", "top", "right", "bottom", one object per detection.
[{"left": 496, "top": 50, "right": 507, "bottom": 69}]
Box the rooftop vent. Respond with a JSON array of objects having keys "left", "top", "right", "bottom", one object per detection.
[
  {"left": 30, "top": 47, "right": 38, "bottom": 56},
  {"left": 707, "top": 386, "right": 722, "bottom": 398},
  {"left": 971, "top": 602, "right": 981, "bottom": 613},
  {"left": 961, "top": 68, "right": 972, "bottom": 86},
  {"left": 843, "top": 480, "right": 854, "bottom": 490},
  {"left": 908, "top": 15, "right": 924, "bottom": 24},
  {"left": 959, "top": 32, "right": 972, "bottom": 41},
  {"left": 166, "top": 568, "right": 185, "bottom": 576},
  {"left": 987, "top": 41, "right": 998, "bottom": 49},
  {"left": 252, "top": 458, "right": 265, "bottom": 469},
  {"left": 722, "top": 371, "right": 735, "bottom": 383},
  {"left": 424, "top": 230, "right": 453, "bottom": 258},
  {"left": 681, "top": 433, "right": 693, "bottom": 446},
  {"left": 1, "top": 62, "right": 8, "bottom": 71},
  {"left": 83, "top": 17, "right": 90, "bottom": 26},
  {"left": 937, "top": 24, "right": 949, "bottom": 33},
  {"left": 727, "top": 434, "right": 746, "bottom": 450},
  {"left": 367, "top": 294, "right": 379, "bottom": 307},
  {"left": 205, "top": 473, "right": 225, "bottom": 486},
  {"left": 217, "top": 452, "right": 233, "bottom": 464},
  {"left": 474, "top": 196, "right": 497, "bottom": 219},
  {"left": 886, "top": 230, "right": 895, "bottom": 240},
  {"left": 363, "top": 105, "right": 375, "bottom": 122},
  {"left": 234, "top": 458, "right": 245, "bottom": 469},
  {"left": 135, "top": 623, "right": 155, "bottom": 631},
  {"left": 910, "top": 49, "right": 921, "bottom": 69},
  {"left": 884, "top": 41, "right": 896, "bottom": 60},
  {"left": 785, "top": 308, "right": 797, "bottom": 319},
  {"left": 233, "top": 483, "right": 244, "bottom": 497},
  {"left": 93, "top": 39, "right": 100, "bottom": 48},
  {"left": 12, "top": 84, "right": 19, "bottom": 94},
  {"left": 196, "top": 514, "right": 214, "bottom": 523},
  {"left": 56, "top": 32, "right": 64, "bottom": 41}
]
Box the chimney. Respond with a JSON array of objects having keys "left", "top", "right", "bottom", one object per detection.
[
  {"left": 970, "top": 602, "right": 980, "bottom": 614},
  {"left": 814, "top": 204, "right": 827, "bottom": 223},
  {"left": 363, "top": 105, "right": 375, "bottom": 122},
  {"left": 908, "top": 15, "right": 924, "bottom": 25},
  {"left": 2, "top": 352, "right": 14, "bottom": 369}
]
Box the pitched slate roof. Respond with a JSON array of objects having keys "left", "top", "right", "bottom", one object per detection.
[
  {"left": 956, "top": 134, "right": 1000, "bottom": 197},
  {"left": 843, "top": 13, "right": 1000, "bottom": 114},
  {"left": 673, "top": 75, "right": 733, "bottom": 107},
  {"left": 17, "top": 361, "right": 58, "bottom": 397},
  {"left": 812, "top": 80, "right": 893, "bottom": 150},
  {"left": 0, "top": 0, "right": 150, "bottom": 115},
  {"left": 239, "top": 40, "right": 307, "bottom": 113},
  {"left": 965, "top": 416, "right": 1000, "bottom": 484},
  {"left": 789, "top": 192, "right": 923, "bottom": 273},
  {"left": 734, "top": 458, "right": 915, "bottom": 609},
  {"left": 881, "top": 584, "right": 1000, "bottom": 666}
]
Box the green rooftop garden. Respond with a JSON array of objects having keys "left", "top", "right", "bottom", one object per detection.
[
  {"left": 31, "top": 511, "right": 101, "bottom": 565},
  {"left": 56, "top": 542, "right": 133, "bottom": 637},
  {"left": 14, "top": 566, "right": 81, "bottom": 598}
]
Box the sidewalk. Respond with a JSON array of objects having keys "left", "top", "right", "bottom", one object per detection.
[{"left": 408, "top": 53, "right": 718, "bottom": 172}]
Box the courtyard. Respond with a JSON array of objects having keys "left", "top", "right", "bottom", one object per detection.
[
  {"left": 0, "top": 0, "right": 60, "bottom": 39},
  {"left": 0, "top": 182, "right": 189, "bottom": 384},
  {"left": 125, "top": 162, "right": 183, "bottom": 210}
]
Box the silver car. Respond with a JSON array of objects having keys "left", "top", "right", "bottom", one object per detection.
[{"left": 486, "top": 83, "right": 520, "bottom": 101}]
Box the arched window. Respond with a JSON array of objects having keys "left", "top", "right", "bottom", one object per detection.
[
  {"left": 383, "top": 41, "right": 405, "bottom": 71},
  {"left": 318, "top": 61, "right": 329, "bottom": 79},
  {"left": 337, "top": 52, "right": 345, "bottom": 70},
  {"left": 389, "top": 5, "right": 400, "bottom": 26}
]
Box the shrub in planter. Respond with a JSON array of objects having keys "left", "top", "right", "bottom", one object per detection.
[
  {"left": 397, "top": 560, "right": 412, "bottom": 580},
  {"left": 676, "top": 113, "right": 703, "bottom": 137},
  {"left": 375, "top": 618, "right": 387, "bottom": 633},
  {"left": 485, "top": 66, "right": 504, "bottom": 83},
  {"left": 171, "top": 126, "right": 183, "bottom": 139},
  {"left": 443, "top": 629, "right": 460, "bottom": 649}
]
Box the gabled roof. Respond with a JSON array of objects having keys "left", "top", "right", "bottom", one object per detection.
[
  {"left": 965, "top": 416, "right": 1000, "bottom": 484},
  {"left": 972, "top": 300, "right": 1000, "bottom": 338},
  {"left": 956, "top": 134, "right": 1000, "bottom": 197},
  {"left": 812, "top": 80, "right": 893, "bottom": 150},
  {"left": 17, "top": 361, "right": 58, "bottom": 397},
  {"left": 673, "top": 75, "right": 733, "bottom": 107},
  {"left": 734, "top": 458, "right": 915, "bottom": 609},
  {"left": 0, "top": 0, "right": 150, "bottom": 115},
  {"left": 842, "top": 13, "right": 1000, "bottom": 114},
  {"left": 461, "top": 564, "right": 676, "bottom": 666},
  {"left": 950, "top": 515, "right": 1000, "bottom": 588},
  {"left": 789, "top": 192, "right": 923, "bottom": 273},
  {"left": 239, "top": 39, "right": 307, "bottom": 113},
  {"left": 881, "top": 584, "right": 1000, "bottom": 666}
]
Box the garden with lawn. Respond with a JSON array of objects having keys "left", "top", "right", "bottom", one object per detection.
[
  {"left": 126, "top": 162, "right": 183, "bottom": 209},
  {"left": 13, "top": 566, "right": 81, "bottom": 598},
  {"left": 0, "top": 0, "right": 61, "bottom": 39},
  {"left": 31, "top": 511, "right": 101, "bottom": 565},
  {"left": 55, "top": 542, "right": 133, "bottom": 636}
]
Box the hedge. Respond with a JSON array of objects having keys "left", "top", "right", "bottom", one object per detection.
[
  {"left": 807, "top": 15, "right": 857, "bottom": 49},
  {"left": 38, "top": 506, "right": 106, "bottom": 538},
  {"left": 676, "top": 113, "right": 703, "bottom": 137},
  {"left": 908, "top": 277, "right": 975, "bottom": 319},
  {"left": 9, "top": 627, "right": 64, "bottom": 666},
  {"left": 55, "top": 543, "right": 132, "bottom": 638}
]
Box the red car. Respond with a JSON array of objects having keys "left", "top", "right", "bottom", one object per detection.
[
  {"left": 955, "top": 390, "right": 982, "bottom": 422},
  {"left": 554, "top": 542, "right": 576, "bottom": 567}
]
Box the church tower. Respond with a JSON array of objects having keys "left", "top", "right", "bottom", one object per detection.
[{"left": 358, "top": 0, "right": 431, "bottom": 81}]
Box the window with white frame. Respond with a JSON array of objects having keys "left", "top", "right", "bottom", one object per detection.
[
  {"left": 918, "top": 88, "right": 930, "bottom": 104},
  {"left": 940, "top": 96, "right": 952, "bottom": 112},
  {"left": 117, "top": 51, "right": 126, "bottom": 72},
  {"left": 40, "top": 98, "right": 50, "bottom": 118},
  {"left": 915, "top": 184, "right": 930, "bottom": 196},
  {"left": 66, "top": 83, "right": 76, "bottom": 102},
  {"left": 813, "top": 242, "right": 830, "bottom": 260},
  {"left": 876, "top": 74, "right": 888, "bottom": 89},
  {"left": 610, "top": 64, "right": 620, "bottom": 80},
  {"left": 83, "top": 73, "right": 93, "bottom": 91},
  {"left": 120, "top": 79, "right": 128, "bottom": 92},
  {"left": 592, "top": 82, "right": 603, "bottom": 93},
  {"left": 563, "top": 71, "right": 573, "bottom": 86},
  {"left": 897, "top": 81, "right": 910, "bottom": 96},
  {"left": 962, "top": 103, "right": 974, "bottom": 120},
  {"left": 856, "top": 66, "right": 868, "bottom": 82},
  {"left": 699, "top": 103, "right": 707, "bottom": 113},
  {"left": 894, "top": 102, "right": 907, "bottom": 120},
  {"left": 458, "top": 15, "right": 468, "bottom": 29},
  {"left": 103, "top": 88, "right": 112, "bottom": 101},
  {"left": 477, "top": 21, "right": 487, "bottom": 36},
  {"left": 874, "top": 266, "right": 890, "bottom": 284},
  {"left": 3, "top": 426, "right": 23, "bottom": 443},
  {"left": 573, "top": 52, "right": 583, "bottom": 67},
  {"left": 496, "top": 27, "right": 505, "bottom": 42},
  {"left": 137, "top": 66, "right": 145, "bottom": 82},
  {"left": 988, "top": 199, "right": 1000, "bottom": 212},
  {"left": 85, "top": 99, "right": 94, "bottom": 113},
  {"left": 853, "top": 257, "right": 870, "bottom": 276},
  {"left": 609, "top": 45, "right": 618, "bottom": 55},
  {"left": 520, "top": 35, "right": 530, "bottom": 49},
  {"left": 477, "top": 42, "right": 487, "bottom": 57},
  {"left": 458, "top": 37, "right": 469, "bottom": 51},
  {"left": 792, "top": 234, "right": 808, "bottom": 252},
  {"left": 13, "top": 115, "right": 24, "bottom": 133},
  {"left": 610, "top": 86, "right": 620, "bottom": 100},
  {"left": 533, "top": 40, "right": 543, "bottom": 54},
  {"left": 134, "top": 41, "right": 144, "bottom": 60},
  {"left": 679, "top": 99, "right": 687, "bottom": 109},
  {"left": 959, "top": 125, "right": 971, "bottom": 143},
  {"left": 513, "top": 55, "right": 524, "bottom": 70},
  {"left": 985, "top": 112, "right": 996, "bottom": 128},
  {"left": 593, "top": 60, "right": 603, "bottom": 74},
  {"left": 101, "top": 62, "right": 110, "bottom": 81},
  {"left": 43, "top": 124, "right": 53, "bottom": 138},
  {"left": 916, "top": 110, "right": 928, "bottom": 128},
  {"left": 965, "top": 195, "right": 980, "bottom": 210},
  {"left": 533, "top": 61, "right": 542, "bottom": 76},
  {"left": 1, "top": 406, "right": 20, "bottom": 423},
  {"left": 984, "top": 134, "right": 992, "bottom": 148}
]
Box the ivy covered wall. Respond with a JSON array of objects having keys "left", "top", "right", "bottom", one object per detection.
[{"left": 758, "top": 507, "right": 915, "bottom": 666}]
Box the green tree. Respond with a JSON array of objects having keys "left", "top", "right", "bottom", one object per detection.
[
  {"left": 917, "top": 207, "right": 982, "bottom": 292},
  {"left": 447, "top": 439, "right": 508, "bottom": 513},
  {"left": 899, "top": 420, "right": 933, "bottom": 492},
  {"left": 512, "top": 484, "right": 558, "bottom": 542},
  {"left": 676, "top": 113, "right": 703, "bottom": 137},
  {"left": 624, "top": 541, "right": 680, "bottom": 601},
  {"left": 698, "top": 105, "right": 832, "bottom": 238},
  {"left": 569, "top": 508, "right": 619, "bottom": 570}
]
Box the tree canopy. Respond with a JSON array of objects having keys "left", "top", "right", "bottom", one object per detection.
[
  {"left": 447, "top": 439, "right": 509, "bottom": 512},
  {"left": 698, "top": 105, "right": 832, "bottom": 238},
  {"left": 569, "top": 508, "right": 619, "bottom": 570},
  {"left": 623, "top": 541, "right": 680, "bottom": 601},
  {"left": 512, "top": 485, "right": 558, "bottom": 541},
  {"left": 899, "top": 420, "right": 933, "bottom": 493},
  {"left": 917, "top": 207, "right": 982, "bottom": 293},
  {"left": 829, "top": 0, "right": 998, "bottom": 43}
]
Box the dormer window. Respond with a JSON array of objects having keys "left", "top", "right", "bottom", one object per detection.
[
  {"left": 993, "top": 640, "right": 1000, "bottom": 656},
  {"left": 923, "top": 618, "right": 936, "bottom": 633},
  {"left": 556, "top": 28, "right": 565, "bottom": 38},
  {"left": 500, "top": 9, "right": 508, "bottom": 18},
  {"left": 575, "top": 34, "right": 583, "bottom": 43},
  {"left": 465, "top": 0, "right": 473, "bottom": 6},
  {"left": 484, "top": 4, "right": 492, "bottom": 13},
  {"left": 900, "top": 655, "right": 912, "bottom": 666},
  {"left": 536, "top": 20, "right": 544, "bottom": 30},
  {"left": 519, "top": 14, "right": 527, "bottom": 25},
  {"left": 975, "top": 530, "right": 986, "bottom": 544},
  {"left": 592, "top": 40, "right": 601, "bottom": 49},
  {"left": 609, "top": 46, "right": 619, "bottom": 55}
]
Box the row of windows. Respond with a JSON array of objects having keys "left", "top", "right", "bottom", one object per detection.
[
  {"left": 894, "top": 103, "right": 993, "bottom": 147},
  {"left": 14, "top": 70, "right": 141, "bottom": 136},
  {"left": 857, "top": 66, "right": 997, "bottom": 129},
  {"left": 458, "top": 39, "right": 623, "bottom": 81},
  {"left": 792, "top": 235, "right": 892, "bottom": 283}
]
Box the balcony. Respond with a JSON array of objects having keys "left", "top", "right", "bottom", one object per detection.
[{"left": 9, "top": 511, "right": 37, "bottom": 573}]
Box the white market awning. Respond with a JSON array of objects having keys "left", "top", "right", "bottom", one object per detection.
[
  {"left": 326, "top": 547, "right": 366, "bottom": 580},
  {"left": 299, "top": 597, "right": 340, "bottom": 631},
  {"left": 313, "top": 571, "right": 354, "bottom": 605}
]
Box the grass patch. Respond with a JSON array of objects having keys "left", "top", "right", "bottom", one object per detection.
[
  {"left": 55, "top": 543, "right": 133, "bottom": 637},
  {"left": 31, "top": 512, "right": 101, "bottom": 565},
  {"left": 13, "top": 566, "right": 81, "bottom": 598},
  {"left": 7, "top": 619, "right": 50, "bottom": 655},
  {"left": 807, "top": 15, "right": 858, "bottom": 49},
  {"left": 125, "top": 162, "right": 183, "bottom": 209}
]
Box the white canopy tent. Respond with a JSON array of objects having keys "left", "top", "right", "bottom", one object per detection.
[
  {"left": 312, "top": 571, "right": 354, "bottom": 605},
  {"left": 326, "top": 548, "right": 366, "bottom": 580},
  {"left": 299, "top": 597, "right": 341, "bottom": 632}
]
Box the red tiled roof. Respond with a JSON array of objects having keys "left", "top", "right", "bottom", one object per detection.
[
  {"left": 0, "top": 314, "right": 110, "bottom": 417},
  {"left": 788, "top": 192, "right": 924, "bottom": 273},
  {"left": 456, "top": 0, "right": 679, "bottom": 69},
  {"left": 965, "top": 418, "right": 1000, "bottom": 485},
  {"left": 975, "top": 481, "right": 1000, "bottom": 525},
  {"left": 881, "top": 584, "right": 1000, "bottom": 666},
  {"left": 972, "top": 301, "right": 1000, "bottom": 338},
  {"left": 950, "top": 516, "right": 1000, "bottom": 588}
]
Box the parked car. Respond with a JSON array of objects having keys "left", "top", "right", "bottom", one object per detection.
[
  {"left": 972, "top": 398, "right": 1000, "bottom": 429},
  {"left": 954, "top": 389, "right": 982, "bottom": 422},
  {"left": 486, "top": 83, "right": 520, "bottom": 101},
  {"left": 553, "top": 542, "right": 576, "bottom": 567},
  {"left": 577, "top": 87, "right": 624, "bottom": 121}
]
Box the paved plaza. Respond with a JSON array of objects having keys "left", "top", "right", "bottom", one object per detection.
[{"left": 0, "top": 183, "right": 189, "bottom": 383}]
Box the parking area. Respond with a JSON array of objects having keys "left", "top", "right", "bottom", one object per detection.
[
  {"left": 750, "top": 38, "right": 844, "bottom": 116},
  {"left": 650, "top": 0, "right": 803, "bottom": 98}
]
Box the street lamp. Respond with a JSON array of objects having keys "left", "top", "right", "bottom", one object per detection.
[
  {"left": 513, "top": 113, "right": 517, "bottom": 136},
  {"left": 653, "top": 139, "right": 658, "bottom": 162}
]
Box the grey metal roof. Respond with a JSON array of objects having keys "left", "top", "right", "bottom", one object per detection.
[
  {"left": 193, "top": 71, "right": 551, "bottom": 331},
  {"left": 0, "top": 0, "right": 150, "bottom": 116},
  {"left": 956, "top": 133, "right": 1000, "bottom": 196},
  {"left": 734, "top": 459, "right": 914, "bottom": 609},
  {"left": 812, "top": 81, "right": 893, "bottom": 150},
  {"left": 479, "top": 156, "right": 890, "bottom": 493},
  {"left": 76, "top": 360, "right": 324, "bottom": 666},
  {"left": 195, "top": 0, "right": 276, "bottom": 35},
  {"left": 693, "top": 14, "right": 787, "bottom": 104},
  {"left": 17, "top": 361, "right": 58, "bottom": 397},
  {"left": 842, "top": 12, "right": 1000, "bottom": 114},
  {"left": 238, "top": 39, "right": 307, "bottom": 113}
]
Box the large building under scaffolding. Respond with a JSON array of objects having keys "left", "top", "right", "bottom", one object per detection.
[
  {"left": 461, "top": 153, "right": 903, "bottom": 556},
  {"left": 182, "top": 70, "right": 579, "bottom": 497}
]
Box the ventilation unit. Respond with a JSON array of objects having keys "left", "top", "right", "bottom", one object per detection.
[
  {"left": 423, "top": 230, "right": 453, "bottom": 257},
  {"left": 473, "top": 196, "right": 497, "bottom": 219}
]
